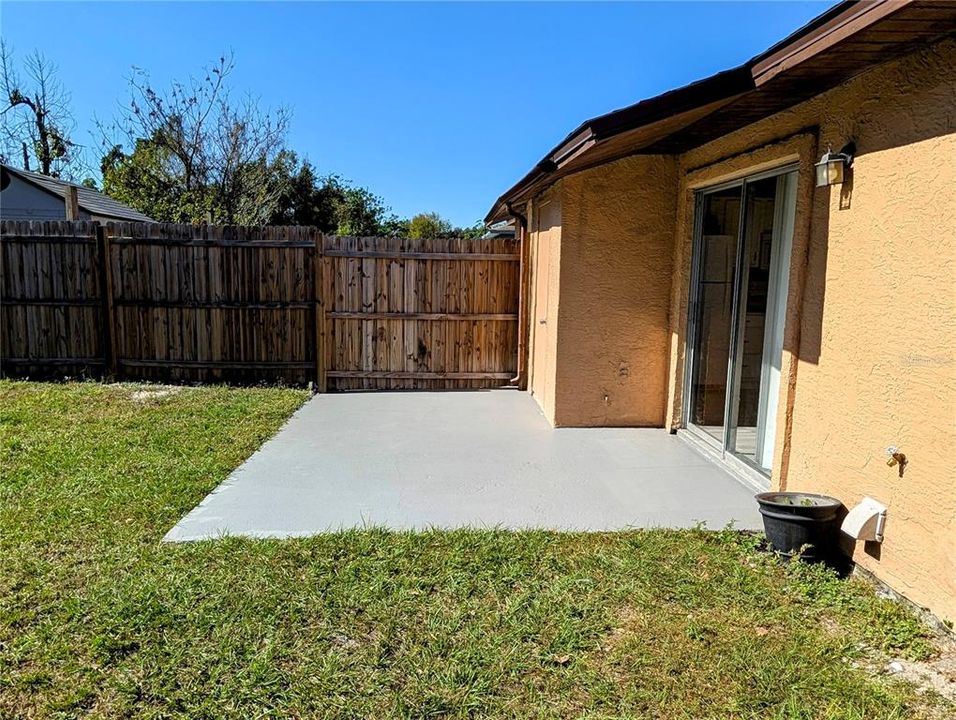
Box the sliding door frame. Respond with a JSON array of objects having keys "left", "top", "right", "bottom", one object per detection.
[{"left": 682, "top": 163, "right": 799, "bottom": 482}]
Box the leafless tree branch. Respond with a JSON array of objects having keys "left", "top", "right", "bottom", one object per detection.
[{"left": 0, "top": 41, "right": 79, "bottom": 178}]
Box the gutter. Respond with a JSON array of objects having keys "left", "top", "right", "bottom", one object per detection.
[
  {"left": 505, "top": 201, "right": 527, "bottom": 232},
  {"left": 506, "top": 201, "right": 529, "bottom": 386}
]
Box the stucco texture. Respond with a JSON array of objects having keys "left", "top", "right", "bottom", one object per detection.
[
  {"left": 668, "top": 38, "right": 956, "bottom": 621},
  {"left": 520, "top": 37, "right": 956, "bottom": 620},
  {"left": 527, "top": 186, "right": 563, "bottom": 424},
  {"left": 553, "top": 156, "right": 678, "bottom": 426},
  {"left": 789, "top": 128, "right": 956, "bottom": 623}
]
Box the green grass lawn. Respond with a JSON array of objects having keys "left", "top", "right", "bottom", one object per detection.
[{"left": 0, "top": 381, "right": 950, "bottom": 719}]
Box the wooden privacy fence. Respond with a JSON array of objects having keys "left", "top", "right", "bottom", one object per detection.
[
  {"left": 1, "top": 222, "right": 105, "bottom": 379},
  {"left": 0, "top": 221, "right": 520, "bottom": 390},
  {"left": 321, "top": 236, "right": 519, "bottom": 390}
]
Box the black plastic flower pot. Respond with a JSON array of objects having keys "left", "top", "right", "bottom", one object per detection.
[{"left": 755, "top": 492, "right": 843, "bottom": 562}]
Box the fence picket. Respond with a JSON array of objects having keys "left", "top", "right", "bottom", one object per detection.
[{"left": 0, "top": 222, "right": 519, "bottom": 389}]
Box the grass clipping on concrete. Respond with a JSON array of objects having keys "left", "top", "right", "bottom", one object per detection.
[{"left": 0, "top": 380, "right": 951, "bottom": 719}]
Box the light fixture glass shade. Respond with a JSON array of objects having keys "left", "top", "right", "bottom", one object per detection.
[{"left": 815, "top": 152, "right": 846, "bottom": 187}]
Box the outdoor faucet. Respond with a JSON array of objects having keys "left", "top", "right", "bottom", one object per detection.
[{"left": 885, "top": 447, "right": 907, "bottom": 478}]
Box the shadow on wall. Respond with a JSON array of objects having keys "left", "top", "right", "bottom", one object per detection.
[
  {"left": 793, "top": 116, "right": 952, "bottom": 367},
  {"left": 792, "top": 181, "right": 830, "bottom": 366},
  {"left": 801, "top": 160, "right": 860, "bottom": 362},
  {"left": 786, "top": 36, "right": 956, "bottom": 366},
  {"left": 838, "top": 166, "right": 854, "bottom": 211}
]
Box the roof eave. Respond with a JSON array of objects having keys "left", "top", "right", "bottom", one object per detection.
[
  {"left": 482, "top": 65, "right": 754, "bottom": 225},
  {"left": 751, "top": 0, "right": 912, "bottom": 86},
  {"left": 484, "top": 0, "right": 938, "bottom": 226}
]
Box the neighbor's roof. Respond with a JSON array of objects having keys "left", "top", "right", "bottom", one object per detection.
[
  {"left": 481, "top": 219, "right": 516, "bottom": 240},
  {"left": 2, "top": 164, "right": 154, "bottom": 222},
  {"left": 486, "top": 0, "right": 956, "bottom": 224}
]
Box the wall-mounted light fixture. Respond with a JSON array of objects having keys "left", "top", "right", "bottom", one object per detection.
[{"left": 815, "top": 142, "right": 855, "bottom": 187}]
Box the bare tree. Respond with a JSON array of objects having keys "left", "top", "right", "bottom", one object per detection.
[
  {"left": 102, "top": 53, "right": 291, "bottom": 224},
  {"left": 0, "top": 41, "right": 77, "bottom": 177}
]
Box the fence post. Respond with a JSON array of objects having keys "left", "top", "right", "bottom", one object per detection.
[
  {"left": 314, "top": 230, "right": 328, "bottom": 392},
  {"left": 96, "top": 223, "right": 118, "bottom": 378}
]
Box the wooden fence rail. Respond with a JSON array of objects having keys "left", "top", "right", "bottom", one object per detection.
[
  {"left": 1, "top": 221, "right": 106, "bottom": 379},
  {"left": 320, "top": 235, "right": 519, "bottom": 391},
  {"left": 0, "top": 221, "right": 520, "bottom": 390}
]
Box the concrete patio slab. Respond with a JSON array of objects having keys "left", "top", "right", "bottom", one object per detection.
[{"left": 164, "top": 390, "right": 762, "bottom": 541}]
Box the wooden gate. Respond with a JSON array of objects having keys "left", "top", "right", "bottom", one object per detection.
[{"left": 318, "top": 236, "right": 519, "bottom": 390}]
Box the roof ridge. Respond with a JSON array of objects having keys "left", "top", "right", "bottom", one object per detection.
[{"left": 2, "top": 163, "right": 85, "bottom": 188}]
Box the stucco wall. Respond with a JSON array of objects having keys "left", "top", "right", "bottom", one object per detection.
[
  {"left": 526, "top": 186, "right": 563, "bottom": 423},
  {"left": 552, "top": 155, "right": 678, "bottom": 426},
  {"left": 790, "top": 127, "right": 956, "bottom": 623},
  {"left": 666, "top": 38, "right": 956, "bottom": 621},
  {"left": 520, "top": 37, "right": 955, "bottom": 620}
]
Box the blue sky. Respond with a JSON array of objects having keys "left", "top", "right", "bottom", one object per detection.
[{"left": 1, "top": 1, "right": 832, "bottom": 226}]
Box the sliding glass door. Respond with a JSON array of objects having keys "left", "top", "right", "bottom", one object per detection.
[
  {"left": 687, "top": 186, "right": 742, "bottom": 446},
  {"left": 685, "top": 167, "right": 798, "bottom": 479}
]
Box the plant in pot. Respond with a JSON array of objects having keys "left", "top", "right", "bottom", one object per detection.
[{"left": 755, "top": 492, "right": 843, "bottom": 562}]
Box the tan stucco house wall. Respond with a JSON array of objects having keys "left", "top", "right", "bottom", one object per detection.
[
  {"left": 518, "top": 37, "right": 956, "bottom": 621},
  {"left": 526, "top": 156, "right": 679, "bottom": 427},
  {"left": 526, "top": 185, "right": 563, "bottom": 424},
  {"left": 552, "top": 156, "right": 678, "bottom": 427}
]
